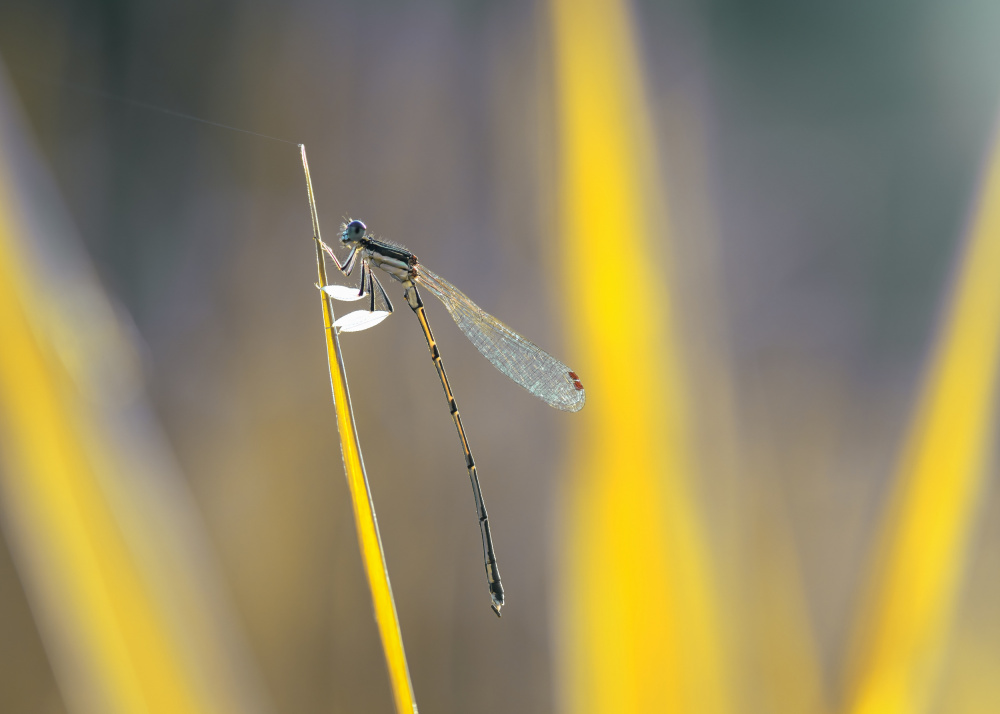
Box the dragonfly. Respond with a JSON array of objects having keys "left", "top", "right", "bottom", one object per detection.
[
  {"left": 318, "top": 219, "right": 586, "bottom": 616},
  {"left": 305, "top": 198, "right": 585, "bottom": 615},
  {"left": 320, "top": 220, "right": 586, "bottom": 617}
]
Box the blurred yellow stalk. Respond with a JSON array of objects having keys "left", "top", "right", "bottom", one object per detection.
[
  {"left": 752, "top": 488, "right": 831, "bottom": 714},
  {"left": 0, "top": 83, "right": 267, "bottom": 714},
  {"left": 300, "top": 146, "right": 417, "bottom": 714},
  {"left": 937, "top": 616, "right": 1000, "bottom": 714},
  {"left": 845, "top": 121, "right": 1000, "bottom": 714},
  {"left": 548, "top": 1, "right": 731, "bottom": 712}
]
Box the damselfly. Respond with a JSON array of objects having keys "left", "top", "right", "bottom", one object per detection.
[{"left": 301, "top": 157, "right": 584, "bottom": 617}]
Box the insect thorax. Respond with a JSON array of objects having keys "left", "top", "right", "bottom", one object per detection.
[{"left": 363, "top": 240, "right": 415, "bottom": 282}]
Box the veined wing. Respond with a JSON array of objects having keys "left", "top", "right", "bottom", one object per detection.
[
  {"left": 415, "top": 264, "right": 585, "bottom": 412},
  {"left": 322, "top": 281, "right": 392, "bottom": 333}
]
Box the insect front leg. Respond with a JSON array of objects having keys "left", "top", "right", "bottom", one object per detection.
[{"left": 319, "top": 240, "right": 359, "bottom": 276}]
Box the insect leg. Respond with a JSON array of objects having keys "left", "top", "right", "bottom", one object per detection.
[{"left": 370, "top": 272, "right": 394, "bottom": 313}]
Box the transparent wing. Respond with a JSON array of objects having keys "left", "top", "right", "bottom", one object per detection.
[
  {"left": 323, "top": 273, "right": 393, "bottom": 333},
  {"left": 323, "top": 284, "right": 367, "bottom": 301},
  {"left": 416, "top": 265, "right": 585, "bottom": 412},
  {"left": 334, "top": 310, "right": 390, "bottom": 332}
]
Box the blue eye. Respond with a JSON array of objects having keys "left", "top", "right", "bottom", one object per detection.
[{"left": 347, "top": 220, "right": 366, "bottom": 238}]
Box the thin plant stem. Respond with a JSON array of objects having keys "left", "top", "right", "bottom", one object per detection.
[{"left": 300, "top": 145, "right": 417, "bottom": 714}]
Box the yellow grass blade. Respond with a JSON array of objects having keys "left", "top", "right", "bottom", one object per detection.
[
  {"left": 547, "top": 1, "right": 731, "bottom": 712},
  {"left": 936, "top": 602, "right": 1000, "bottom": 714},
  {"left": 750, "top": 489, "right": 831, "bottom": 714},
  {"left": 299, "top": 146, "right": 417, "bottom": 714},
  {"left": 844, "top": 122, "right": 1000, "bottom": 714},
  {"left": 0, "top": 84, "right": 269, "bottom": 714}
]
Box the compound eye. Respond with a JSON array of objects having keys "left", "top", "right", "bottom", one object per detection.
[{"left": 347, "top": 220, "right": 367, "bottom": 239}]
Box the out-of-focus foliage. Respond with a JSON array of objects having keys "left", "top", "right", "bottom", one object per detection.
[
  {"left": 548, "top": 0, "right": 730, "bottom": 712},
  {"left": 845, "top": 122, "right": 1000, "bottom": 714},
  {"left": 0, "top": 75, "right": 270, "bottom": 714}
]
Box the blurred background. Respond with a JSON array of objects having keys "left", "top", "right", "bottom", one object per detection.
[{"left": 1, "top": 1, "right": 998, "bottom": 713}]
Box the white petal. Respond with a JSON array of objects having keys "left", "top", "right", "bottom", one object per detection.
[
  {"left": 334, "top": 310, "right": 390, "bottom": 332},
  {"left": 323, "top": 284, "right": 367, "bottom": 301}
]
